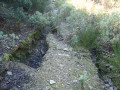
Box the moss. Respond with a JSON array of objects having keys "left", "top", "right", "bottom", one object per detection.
[
  {"left": 6, "top": 30, "right": 42, "bottom": 62},
  {"left": 28, "top": 31, "right": 37, "bottom": 38},
  {"left": 2, "top": 53, "right": 12, "bottom": 61},
  {"left": 22, "top": 40, "right": 27, "bottom": 45},
  {"left": 112, "top": 77, "right": 120, "bottom": 89}
]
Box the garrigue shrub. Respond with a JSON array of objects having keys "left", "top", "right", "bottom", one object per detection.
[
  {"left": 71, "top": 26, "right": 100, "bottom": 49},
  {"left": 31, "top": 0, "right": 49, "bottom": 12},
  {"left": 0, "top": 31, "right": 19, "bottom": 48},
  {"left": 1, "top": 0, "right": 32, "bottom": 11},
  {"left": 66, "top": 9, "right": 100, "bottom": 49},
  {"left": 54, "top": 0, "right": 65, "bottom": 7},
  {"left": 0, "top": 0, "right": 49, "bottom": 12},
  {"left": 99, "top": 12, "right": 120, "bottom": 44},
  {"left": 28, "top": 11, "right": 49, "bottom": 28},
  {"left": 58, "top": 4, "right": 74, "bottom": 21},
  {"left": 0, "top": 6, "right": 27, "bottom": 22},
  {"left": 110, "top": 42, "right": 120, "bottom": 73},
  {"left": 66, "top": 10, "right": 89, "bottom": 29}
]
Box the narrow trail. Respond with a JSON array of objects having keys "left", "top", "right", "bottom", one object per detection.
[{"left": 21, "top": 33, "right": 102, "bottom": 90}]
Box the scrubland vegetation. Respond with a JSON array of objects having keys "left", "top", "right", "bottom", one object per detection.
[
  {"left": 0, "top": 0, "right": 50, "bottom": 89},
  {"left": 0, "top": 0, "right": 49, "bottom": 54},
  {"left": 0, "top": 0, "right": 120, "bottom": 89}
]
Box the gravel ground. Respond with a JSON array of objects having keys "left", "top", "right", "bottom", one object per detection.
[{"left": 22, "top": 33, "right": 103, "bottom": 90}]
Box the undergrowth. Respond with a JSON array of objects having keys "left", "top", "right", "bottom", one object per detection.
[{"left": 110, "top": 42, "right": 120, "bottom": 74}]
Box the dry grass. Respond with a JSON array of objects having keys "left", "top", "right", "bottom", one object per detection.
[
  {"left": 66, "top": 0, "right": 120, "bottom": 14},
  {"left": 67, "top": 0, "right": 95, "bottom": 13}
]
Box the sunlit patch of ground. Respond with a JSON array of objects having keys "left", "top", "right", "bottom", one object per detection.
[
  {"left": 66, "top": 0, "right": 104, "bottom": 13},
  {"left": 66, "top": 0, "right": 120, "bottom": 14}
]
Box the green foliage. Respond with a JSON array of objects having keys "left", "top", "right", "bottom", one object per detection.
[
  {"left": 99, "top": 12, "right": 120, "bottom": 44},
  {"left": 31, "top": 0, "right": 49, "bottom": 12},
  {"left": 22, "top": 40, "right": 27, "bottom": 45},
  {"left": 54, "top": 0, "right": 65, "bottom": 7},
  {"left": 0, "top": 31, "right": 19, "bottom": 48},
  {"left": 28, "top": 11, "right": 49, "bottom": 27},
  {"left": 67, "top": 9, "right": 89, "bottom": 29},
  {"left": 1, "top": 0, "right": 32, "bottom": 11},
  {"left": 79, "top": 71, "right": 87, "bottom": 90},
  {"left": 14, "top": 7, "right": 28, "bottom": 21},
  {"left": 109, "top": 42, "right": 120, "bottom": 73},
  {"left": 28, "top": 31, "right": 37, "bottom": 38},
  {"left": 71, "top": 27, "right": 100, "bottom": 49},
  {"left": 59, "top": 4, "right": 74, "bottom": 21},
  {"left": 2, "top": 53, "right": 12, "bottom": 61},
  {"left": 0, "top": 0, "right": 49, "bottom": 23},
  {"left": 66, "top": 9, "right": 100, "bottom": 49},
  {"left": 1, "top": 0, "right": 49, "bottom": 12},
  {"left": 0, "top": 4, "right": 28, "bottom": 22}
]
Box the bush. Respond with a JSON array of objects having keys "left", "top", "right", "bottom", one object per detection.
[
  {"left": 13, "top": 7, "right": 28, "bottom": 21},
  {"left": 71, "top": 27, "right": 100, "bottom": 49},
  {"left": 58, "top": 4, "right": 74, "bottom": 21},
  {"left": 66, "top": 9, "right": 89, "bottom": 29},
  {"left": 1, "top": 0, "right": 49, "bottom": 12},
  {"left": 66, "top": 9, "right": 100, "bottom": 49},
  {"left": 1, "top": 0, "right": 32, "bottom": 11},
  {"left": 0, "top": 3, "right": 28, "bottom": 22},
  {"left": 31, "top": 0, "right": 49, "bottom": 12},
  {"left": 54, "top": 0, "right": 65, "bottom": 7},
  {"left": 0, "top": 31, "right": 19, "bottom": 48},
  {"left": 28, "top": 11, "right": 49, "bottom": 28},
  {"left": 99, "top": 12, "right": 120, "bottom": 44},
  {"left": 109, "top": 42, "right": 120, "bottom": 73}
]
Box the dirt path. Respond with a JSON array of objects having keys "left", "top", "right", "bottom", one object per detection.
[{"left": 21, "top": 33, "right": 102, "bottom": 90}]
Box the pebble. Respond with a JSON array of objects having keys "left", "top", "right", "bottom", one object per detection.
[
  {"left": 67, "top": 83, "right": 70, "bottom": 85},
  {"left": 43, "top": 86, "right": 52, "bottom": 90},
  {"left": 63, "top": 48, "right": 69, "bottom": 51},
  {"left": 73, "top": 80, "right": 78, "bottom": 83},
  {"left": 105, "top": 84, "right": 110, "bottom": 87},
  {"left": 109, "top": 87, "right": 114, "bottom": 90},
  {"left": 50, "top": 80, "right": 56, "bottom": 85},
  {"left": 7, "top": 71, "right": 13, "bottom": 75}
]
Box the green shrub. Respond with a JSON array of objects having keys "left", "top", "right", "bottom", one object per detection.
[
  {"left": 31, "top": 0, "right": 49, "bottom": 12},
  {"left": 0, "top": 4, "right": 27, "bottom": 22},
  {"left": 0, "top": 31, "right": 19, "bottom": 48},
  {"left": 13, "top": 7, "right": 28, "bottom": 22},
  {"left": 67, "top": 9, "right": 89, "bottom": 29},
  {"left": 59, "top": 4, "right": 74, "bottom": 21},
  {"left": 54, "top": 0, "right": 65, "bottom": 7},
  {"left": 1, "top": 0, "right": 32, "bottom": 11},
  {"left": 109, "top": 42, "right": 120, "bottom": 73},
  {"left": 0, "top": 0, "right": 49, "bottom": 14},
  {"left": 28, "top": 11, "right": 49, "bottom": 28},
  {"left": 71, "top": 27, "right": 100, "bottom": 49},
  {"left": 2, "top": 53, "right": 12, "bottom": 61},
  {"left": 99, "top": 12, "right": 120, "bottom": 44},
  {"left": 66, "top": 9, "right": 100, "bottom": 49}
]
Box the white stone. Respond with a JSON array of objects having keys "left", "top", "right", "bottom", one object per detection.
[
  {"left": 67, "top": 83, "right": 70, "bottom": 85},
  {"left": 7, "top": 71, "right": 13, "bottom": 75},
  {"left": 63, "top": 48, "right": 69, "bottom": 51},
  {"left": 43, "top": 86, "right": 52, "bottom": 90},
  {"left": 50, "top": 80, "right": 56, "bottom": 85},
  {"left": 109, "top": 87, "right": 113, "bottom": 90},
  {"left": 73, "top": 80, "right": 78, "bottom": 83}
]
